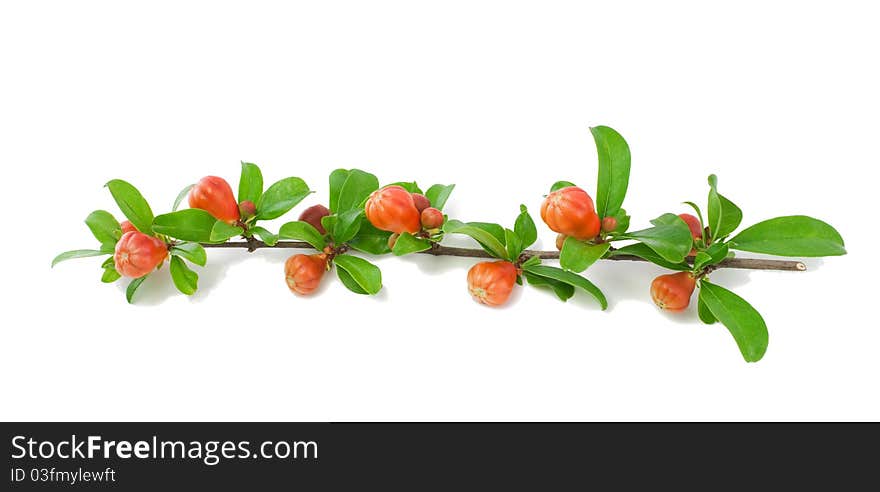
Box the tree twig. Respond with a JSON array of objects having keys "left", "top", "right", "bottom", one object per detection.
[{"left": 201, "top": 241, "right": 807, "bottom": 272}]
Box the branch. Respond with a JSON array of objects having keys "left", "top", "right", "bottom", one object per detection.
[{"left": 202, "top": 241, "right": 807, "bottom": 272}]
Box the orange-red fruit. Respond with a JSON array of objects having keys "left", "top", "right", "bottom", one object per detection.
[
  {"left": 189, "top": 176, "right": 240, "bottom": 224},
  {"left": 678, "top": 213, "right": 702, "bottom": 239},
  {"left": 467, "top": 260, "right": 518, "bottom": 307},
  {"left": 540, "top": 186, "right": 601, "bottom": 240},
  {"left": 114, "top": 231, "right": 167, "bottom": 278},
  {"left": 284, "top": 253, "right": 327, "bottom": 295},
  {"left": 120, "top": 220, "right": 137, "bottom": 234},
  {"left": 239, "top": 200, "right": 257, "bottom": 220},
  {"left": 602, "top": 216, "right": 618, "bottom": 233},
  {"left": 364, "top": 185, "right": 421, "bottom": 234},
  {"left": 650, "top": 272, "right": 697, "bottom": 312},
  {"left": 299, "top": 204, "right": 330, "bottom": 234},
  {"left": 556, "top": 234, "right": 567, "bottom": 251},
  {"left": 420, "top": 207, "right": 444, "bottom": 229},
  {"left": 411, "top": 193, "right": 431, "bottom": 212}
]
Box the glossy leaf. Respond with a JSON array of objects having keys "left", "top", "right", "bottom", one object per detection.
[
  {"left": 333, "top": 255, "right": 382, "bottom": 295},
  {"left": 707, "top": 175, "right": 742, "bottom": 240},
  {"left": 152, "top": 209, "right": 217, "bottom": 242},
  {"left": 729, "top": 215, "right": 846, "bottom": 257},
  {"left": 522, "top": 264, "right": 607, "bottom": 309},
  {"left": 347, "top": 219, "right": 392, "bottom": 255},
  {"left": 693, "top": 243, "right": 729, "bottom": 271},
  {"left": 52, "top": 249, "right": 108, "bottom": 267},
  {"left": 332, "top": 209, "right": 364, "bottom": 244},
  {"left": 425, "top": 184, "right": 455, "bottom": 210},
  {"left": 85, "top": 210, "right": 121, "bottom": 244},
  {"left": 170, "top": 242, "right": 207, "bottom": 266},
  {"left": 697, "top": 296, "right": 717, "bottom": 325},
  {"left": 336, "top": 169, "right": 379, "bottom": 213},
  {"left": 550, "top": 181, "right": 576, "bottom": 192},
  {"left": 443, "top": 220, "right": 508, "bottom": 260},
  {"left": 609, "top": 243, "right": 690, "bottom": 271},
  {"left": 172, "top": 184, "right": 194, "bottom": 212},
  {"left": 257, "top": 177, "right": 311, "bottom": 220},
  {"left": 560, "top": 238, "right": 610, "bottom": 273},
  {"left": 210, "top": 221, "right": 243, "bottom": 242},
  {"left": 504, "top": 228, "right": 523, "bottom": 260},
  {"left": 238, "top": 162, "right": 263, "bottom": 204},
  {"left": 591, "top": 125, "right": 631, "bottom": 218},
  {"left": 106, "top": 179, "right": 154, "bottom": 235},
  {"left": 699, "top": 281, "right": 768, "bottom": 362},
  {"left": 392, "top": 232, "right": 432, "bottom": 256},
  {"left": 249, "top": 226, "right": 278, "bottom": 246},
  {"left": 126, "top": 275, "right": 147, "bottom": 304},
  {"left": 387, "top": 181, "right": 422, "bottom": 194},
  {"left": 170, "top": 256, "right": 198, "bottom": 295},
  {"left": 624, "top": 213, "right": 693, "bottom": 263},
  {"left": 328, "top": 169, "right": 350, "bottom": 213},
  {"left": 278, "top": 221, "right": 326, "bottom": 250},
  {"left": 101, "top": 266, "right": 121, "bottom": 283},
  {"left": 524, "top": 271, "right": 575, "bottom": 301},
  {"left": 336, "top": 267, "right": 368, "bottom": 294},
  {"left": 514, "top": 204, "right": 537, "bottom": 249},
  {"left": 682, "top": 201, "right": 705, "bottom": 231}
]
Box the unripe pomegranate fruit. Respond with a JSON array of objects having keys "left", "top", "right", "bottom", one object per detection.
[
  {"left": 239, "top": 200, "right": 257, "bottom": 221},
  {"left": 299, "top": 204, "right": 330, "bottom": 234},
  {"left": 678, "top": 214, "right": 702, "bottom": 240},
  {"left": 120, "top": 220, "right": 137, "bottom": 234},
  {"left": 364, "top": 185, "right": 421, "bottom": 234},
  {"left": 114, "top": 231, "right": 167, "bottom": 278},
  {"left": 189, "top": 176, "right": 240, "bottom": 224},
  {"left": 601, "top": 216, "right": 618, "bottom": 233},
  {"left": 420, "top": 207, "right": 444, "bottom": 229},
  {"left": 284, "top": 253, "right": 328, "bottom": 295},
  {"left": 556, "top": 234, "right": 567, "bottom": 251},
  {"left": 650, "top": 272, "right": 697, "bottom": 312},
  {"left": 387, "top": 233, "right": 400, "bottom": 250},
  {"left": 467, "top": 260, "right": 518, "bottom": 307},
  {"left": 540, "top": 186, "right": 600, "bottom": 240},
  {"left": 411, "top": 193, "right": 431, "bottom": 212}
]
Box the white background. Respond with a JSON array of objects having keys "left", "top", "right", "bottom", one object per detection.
[{"left": 1, "top": 1, "right": 877, "bottom": 421}]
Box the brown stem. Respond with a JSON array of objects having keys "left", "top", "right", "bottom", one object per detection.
[{"left": 201, "top": 241, "right": 807, "bottom": 272}]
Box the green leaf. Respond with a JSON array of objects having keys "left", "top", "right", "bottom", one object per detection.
[
  {"left": 105, "top": 179, "right": 154, "bottom": 235},
  {"left": 505, "top": 228, "right": 523, "bottom": 259},
  {"left": 85, "top": 210, "right": 121, "bottom": 243},
  {"left": 336, "top": 267, "right": 368, "bottom": 294},
  {"left": 209, "top": 221, "right": 243, "bottom": 243},
  {"left": 707, "top": 175, "right": 742, "bottom": 240},
  {"left": 697, "top": 296, "right": 717, "bottom": 325},
  {"left": 333, "top": 255, "right": 382, "bottom": 295},
  {"left": 238, "top": 162, "right": 264, "bottom": 204},
  {"left": 328, "top": 169, "right": 350, "bottom": 213},
  {"left": 52, "top": 249, "right": 108, "bottom": 267},
  {"left": 332, "top": 209, "right": 364, "bottom": 244},
  {"left": 609, "top": 243, "right": 691, "bottom": 271},
  {"left": 521, "top": 264, "right": 607, "bottom": 309},
  {"left": 560, "top": 238, "right": 610, "bottom": 273},
  {"left": 693, "top": 243, "right": 729, "bottom": 271},
  {"left": 605, "top": 208, "right": 631, "bottom": 234},
  {"left": 256, "top": 177, "right": 311, "bottom": 220},
  {"left": 524, "top": 271, "right": 575, "bottom": 301},
  {"left": 550, "top": 181, "right": 576, "bottom": 192},
  {"left": 170, "top": 256, "right": 199, "bottom": 295},
  {"left": 425, "top": 184, "right": 455, "bottom": 210},
  {"left": 624, "top": 213, "right": 693, "bottom": 263},
  {"left": 249, "top": 226, "right": 278, "bottom": 246},
  {"left": 101, "top": 266, "right": 121, "bottom": 283},
  {"left": 347, "top": 219, "right": 392, "bottom": 255},
  {"left": 386, "top": 181, "right": 422, "bottom": 194},
  {"left": 392, "top": 232, "right": 432, "bottom": 256},
  {"left": 443, "top": 220, "right": 508, "bottom": 260},
  {"left": 729, "top": 215, "right": 846, "bottom": 257},
  {"left": 279, "top": 221, "right": 326, "bottom": 250},
  {"left": 126, "top": 275, "right": 148, "bottom": 304},
  {"left": 172, "top": 184, "right": 194, "bottom": 212},
  {"left": 170, "top": 242, "right": 207, "bottom": 266},
  {"left": 337, "top": 169, "right": 379, "bottom": 212},
  {"left": 682, "top": 201, "right": 705, "bottom": 231},
  {"left": 591, "top": 125, "right": 631, "bottom": 218},
  {"left": 152, "top": 209, "right": 217, "bottom": 242},
  {"left": 514, "top": 204, "right": 537, "bottom": 249},
  {"left": 699, "top": 281, "right": 769, "bottom": 362},
  {"left": 521, "top": 255, "right": 542, "bottom": 268}
]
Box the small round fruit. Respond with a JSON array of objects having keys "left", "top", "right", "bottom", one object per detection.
[
  {"left": 650, "top": 272, "right": 697, "bottom": 312},
  {"left": 284, "top": 253, "right": 327, "bottom": 295},
  {"left": 678, "top": 213, "right": 703, "bottom": 239},
  {"left": 189, "top": 176, "right": 240, "bottom": 224},
  {"left": 299, "top": 204, "right": 331, "bottom": 234},
  {"left": 556, "top": 234, "right": 567, "bottom": 251},
  {"left": 540, "top": 186, "right": 600, "bottom": 240},
  {"left": 467, "top": 260, "right": 518, "bottom": 307},
  {"left": 120, "top": 220, "right": 137, "bottom": 234},
  {"left": 601, "top": 216, "right": 618, "bottom": 233},
  {"left": 114, "top": 231, "right": 167, "bottom": 278},
  {"left": 387, "top": 233, "right": 400, "bottom": 250},
  {"left": 364, "top": 185, "right": 421, "bottom": 234},
  {"left": 239, "top": 200, "right": 257, "bottom": 220},
  {"left": 411, "top": 193, "right": 431, "bottom": 212},
  {"left": 420, "top": 207, "right": 444, "bottom": 229}
]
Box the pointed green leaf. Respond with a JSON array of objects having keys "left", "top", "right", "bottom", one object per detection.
[
  {"left": 609, "top": 243, "right": 691, "bottom": 271},
  {"left": 105, "top": 179, "right": 154, "bottom": 235},
  {"left": 560, "top": 238, "right": 610, "bottom": 273},
  {"left": 347, "top": 218, "right": 391, "bottom": 255},
  {"left": 386, "top": 181, "right": 422, "bottom": 194},
  {"left": 238, "top": 162, "right": 264, "bottom": 204},
  {"left": 85, "top": 210, "right": 121, "bottom": 244},
  {"left": 256, "top": 177, "right": 311, "bottom": 220},
  {"left": 729, "top": 216, "right": 846, "bottom": 257},
  {"left": 514, "top": 205, "right": 538, "bottom": 249},
  {"left": 591, "top": 125, "right": 631, "bottom": 218},
  {"left": 152, "top": 209, "right": 217, "bottom": 242},
  {"left": 332, "top": 209, "right": 364, "bottom": 243},
  {"left": 522, "top": 264, "right": 607, "bottom": 309},
  {"left": 443, "top": 220, "right": 508, "bottom": 260},
  {"left": 126, "top": 275, "right": 148, "bottom": 304},
  {"left": 337, "top": 169, "right": 379, "bottom": 212},
  {"left": 279, "top": 221, "right": 326, "bottom": 250},
  {"left": 425, "top": 184, "right": 455, "bottom": 210},
  {"left": 328, "top": 169, "right": 350, "bottom": 213},
  {"left": 249, "top": 226, "right": 278, "bottom": 246},
  {"left": 524, "top": 271, "right": 575, "bottom": 301},
  {"left": 504, "top": 228, "right": 523, "bottom": 259},
  {"left": 170, "top": 242, "right": 207, "bottom": 266},
  {"left": 624, "top": 213, "right": 693, "bottom": 263},
  {"left": 697, "top": 296, "right": 717, "bottom": 325},
  {"left": 336, "top": 267, "right": 368, "bottom": 294},
  {"left": 170, "top": 256, "right": 198, "bottom": 295},
  {"left": 550, "top": 181, "right": 576, "bottom": 192},
  {"left": 52, "top": 249, "right": 108, "bottom": 267},
  {"left": 707, "top": 175, "right": 742, "bottom": 240},
  {"left": 172, "top": 184, "right": 194, "bottom": 212},
  {"left": 101, "top": 266, "right": 121, "bottom": 283},
  {"left": 392, "top": 232, "right": 432, "bottom": 256},
  {"left": 699, "top": 281, "right": 768, "bottom": 362},
  {"left": 209, "top": 221, "right": 243, "bottom": 243},
  {"left": 333, "top": 255, "right": 382, "bottom": 295}
]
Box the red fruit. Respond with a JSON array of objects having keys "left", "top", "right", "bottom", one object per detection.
[
  {"left": 299, "top": 204, "right": 330, "bottom": 234},
  {"left": 364, "top": 185, "right": 421, "bottom": 234},
  {"left": 467, "top": 261, "right": 518, "bottom": 307},
  {"left": 556, "top": 234, "right": 567, "bottom": 251},
  {"left": 120, "top": 220, "right": 137, "bottom": 234},
  {"left": 114, "top": 231, "right": 167, "bottom": 278},
  {"left": 601, "top": 216, "right": 618, "bottom": 233},
  {"left": 411, "top": 193, "right": 431, "bottom": 212},
  {"left": 678, "top": 214, "right": 702, "bottom": 240},
  {"left": 189, "top": 176, "right": 240, "bottom": 224},
  {"left": 650, "top": 272, "right": 697, "bottom": 312},
  {"left": 284, "top": 253, "right": 327, "bottom": 295},
  {"left": 420, "top": 207, "right": 444, "bottom": 229},
  {"left": 540, "top": 186, "right": 601, "bottom": 240},
  {"left": 239, "top": 200, "right": 257, "bottom": 220}
]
